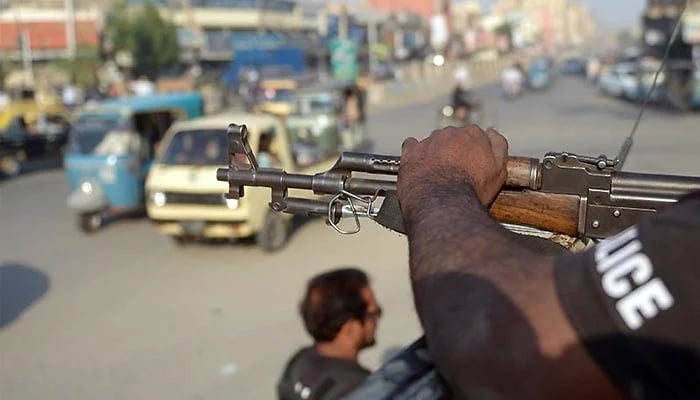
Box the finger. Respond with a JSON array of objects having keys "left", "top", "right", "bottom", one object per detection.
[
  {"left": 462, "top": 124, "right": 491, "bottom": 148},
  {"left": 429, "top": 126, "right": 453, "bottom": 137},
  {"left": 485, "top": 128, "right": 509, "bottom": 167},
  {"left": 401, "top": 137, "right": 419, "bottom": 155}
]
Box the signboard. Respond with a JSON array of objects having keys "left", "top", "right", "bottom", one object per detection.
[
  {"left": 683, "top": 13, "right": 700, "bottom": 44},
  {"left": 430, "top": 14, "right": 449, "bottom": 49},
  {"left": 330, "top": 38, "right": 358, "bottom": 81}
]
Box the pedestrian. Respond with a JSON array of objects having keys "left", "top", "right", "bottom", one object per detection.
[
  {"left": 277, "top": 268, "right": 382, "bottom": 400},
  {"left": 62, "top": 83, "right": 79, "bottom": 110},
  {"left": 129, "top": 76, "right": 156, "bottom": 97},
  {"left": 339, "top": 87, "right": 365, "bottom": 150}
]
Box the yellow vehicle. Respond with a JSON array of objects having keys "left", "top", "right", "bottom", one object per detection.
[
  {"left": 0, "top": 99, "right": 66, "bottom": 132},
  {"left": 145, "top": 112, "right": 341, "bottom": 251},
  {"left": 253, "top": 77, "right": 302, "bottom": 116}
]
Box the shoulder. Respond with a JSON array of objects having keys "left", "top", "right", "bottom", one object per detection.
[
  {"left": 282, "top": 346, "right": 314, "bottom": 369},
  {"left": 318, "top": 362, "right": 370, "bottom": 399}
]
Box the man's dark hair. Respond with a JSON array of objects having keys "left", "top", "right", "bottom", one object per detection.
[{"left": 300, "top": 268, "right": 370, "bottom": 342}]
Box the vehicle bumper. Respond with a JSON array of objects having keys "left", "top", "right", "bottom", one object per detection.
[
  {"left": 151, "top": 219, "right": 255, "bottom": 238},
  {"left": 67, "top": 187, "right": 106, "bottom": 214},
  {"left": 147, "top": 202, "right": 257, "bottom": 238}
]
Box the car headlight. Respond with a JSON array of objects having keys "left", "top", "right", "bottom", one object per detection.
[
  {"left": 80, "top": 181, "right": 93, "bottom": 195},
  {"left": 441, "top": 105, "right": 454, "bottom": 117},
  {"left": 151, "top": 192, "right": 167, "bottom": 207},
  {"left": 225, "top": 198, "right": 239, "bottom": 210}
]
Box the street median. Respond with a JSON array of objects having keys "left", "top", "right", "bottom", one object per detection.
[{"left": 367, "top": 55, "right": 525, "bottom": 111}]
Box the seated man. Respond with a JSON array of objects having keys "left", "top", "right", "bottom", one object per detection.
[
  {"left": 277, "top": 268, "right": 382, "bottom": 400},
  {"left": 257, "top": 133, "right": 280, "bottom": 168}
]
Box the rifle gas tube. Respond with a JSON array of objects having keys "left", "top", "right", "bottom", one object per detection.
[{"left": 217, "top": 124, "right": 700, "bottom": 239}]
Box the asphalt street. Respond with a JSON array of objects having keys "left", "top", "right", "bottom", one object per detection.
[{"left": 1, "top": 76, "right": 699, "bottom": 399}]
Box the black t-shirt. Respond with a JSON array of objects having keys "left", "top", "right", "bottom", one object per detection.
[
  {"left": 555, "top": 193, "right": 700, "bottom": 399},
  {"left": 277, "top": 346, "right": 370, "bottom": 400}
]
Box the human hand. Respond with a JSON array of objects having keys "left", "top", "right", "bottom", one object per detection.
[{"left": 398, "top": 125, "right": 508, "bottom": 210}]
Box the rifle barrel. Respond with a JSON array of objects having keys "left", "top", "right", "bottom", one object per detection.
[{"left": 613, "top": 172, "right": 700, "bottom": 203}]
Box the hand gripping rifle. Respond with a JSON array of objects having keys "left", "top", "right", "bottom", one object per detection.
[{"left": 216, "top": 123, "right": 700, "bottom": 241}]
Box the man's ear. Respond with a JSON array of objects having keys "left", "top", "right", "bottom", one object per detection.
[{"left": 338, "top": 319, "right": 363, "bottom": 339}]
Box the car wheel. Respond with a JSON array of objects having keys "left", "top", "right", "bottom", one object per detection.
[
  {"left": 0, "top": 154, "right": 21, "bottom": 177},
  {"left": 171, "top": 235, "right": 193, "bottom": 246},
  {"left": 256, "top": 212, "right": 290, "bottom": 252},
  {"left": 79, "top": 212, "right": 102, "bottom": 233}
]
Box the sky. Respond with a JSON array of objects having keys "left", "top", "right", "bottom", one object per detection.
[{"left": 476, "top": 0, "right": 647, "bottom": 33}]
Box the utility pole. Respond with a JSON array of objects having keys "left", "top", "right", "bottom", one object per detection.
[
  {"left": 182, "top": 0, "right": 201, "bottom": 78},
  {"left": 318, "top": 0, "right": 330, "bottom": 80},
  {"left": 20, "top": 31, "right": 33, "bottom": 83},
  {"left": 338, "top": 4, "right": 348, "bottom": 40},
  {"left": 65, "top": 0, "right": 76, "bottom": 59},
  {"left": 367, "top": 15, "right": 378, "bottom": 78},
  {"left": 13, "top": 8, "right": 34, "bottom": 89}
]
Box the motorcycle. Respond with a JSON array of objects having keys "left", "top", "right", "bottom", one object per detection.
[
  {"left": 435, "top": 101, "right": 484, "bottom": 129},
  {"left": 501, "top": 67, "right": 525, "bottom": 99},
  {"left": 502, "top": 79, "right": 523, "bottom": 99}
]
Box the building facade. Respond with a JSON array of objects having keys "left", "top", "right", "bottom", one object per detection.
[
  {"left": 157, "top": 0, "right": 305, "bottom": 62},
  {"left": 492, "top": 0, "right": 595, "bottom": 50},
  {"left": 0, "top": 8, "right": 101, "bottom": 60}
]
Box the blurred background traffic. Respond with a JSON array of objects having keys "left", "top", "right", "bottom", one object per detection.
[{"left": 2, "top": 0, "right": 700, "bottom": 399}]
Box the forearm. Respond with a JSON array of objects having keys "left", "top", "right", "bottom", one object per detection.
[
  {"left": 405, "top": 184, "right": 543, "bottom": 312},
  {"left": 404, "top": 184, "right": 562, "bottom": 398},
  {"left": 397, "top": 127, "right": 620, "bottom": 398}
]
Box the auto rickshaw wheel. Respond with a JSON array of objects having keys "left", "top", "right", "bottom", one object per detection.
[
  {"left": 0, "top": 154, "right": 21, "bottom": 177},
  {"left": 79, "top": 212, "right": 102, "bottom": 233},
  {"left": 171, "top": 235, "right": 194, "bottom": 246},
  {"left": 256, "top": 212, "right": 290, "bottom": 252}
]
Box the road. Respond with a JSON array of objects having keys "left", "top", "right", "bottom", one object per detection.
[{"left": 2, "top": 77, "right": 700, "bottom": 400}]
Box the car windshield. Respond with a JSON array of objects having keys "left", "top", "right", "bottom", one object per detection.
[
  {"left": 259, "top": 88, "right": 294, "bottom": 102},
  {"left": 292, "top": 92, "right": 337, "bottom": 115},
  {"left": 161, "top": 129, "right": 228, "bottom": 166},
  {"left": 69, "top": 115, "right": 124, "bottom": 155},
  {"left": 3, "top": 117, "right": 30, "bottom": 139},
  {"left": 2, "top": 114, "right": 68, "bottom": 139}
]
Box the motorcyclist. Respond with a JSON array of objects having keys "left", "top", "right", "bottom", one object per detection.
[
  {"left": 450, "top": 66, "right": 479, "bottom": 123},
  {"left": 502, "top": 62, "right": 525, "bottom": 98}
]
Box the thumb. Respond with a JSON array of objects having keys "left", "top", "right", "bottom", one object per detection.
[{"left": 401, "top": 137, "right": 419, "bottom": 156}]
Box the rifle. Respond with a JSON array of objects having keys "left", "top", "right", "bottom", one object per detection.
[{"left": 217, "top": 123, "right": 700, "bottom": 241}]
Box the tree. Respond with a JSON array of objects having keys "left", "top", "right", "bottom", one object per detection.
[
  {"left": 105, "top": 0, "right": 180, "bottom": 79},
  {"left": 53, "top": 46, "right": 101, "bottom": 88},
  {"left": 104, "top": 0, "right": 135, "bottom": 56}
]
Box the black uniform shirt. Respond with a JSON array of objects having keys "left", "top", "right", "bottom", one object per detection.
[
  {"left": 277, "top": 346, "right": 370, "bottom": 400},
  {"left": 556, "top": 193, "right": 700, "bottom": 399}
]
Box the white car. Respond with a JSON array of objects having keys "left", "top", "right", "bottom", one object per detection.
[{"left": 598, "top": 63, "right": 639, "bottom": 99}]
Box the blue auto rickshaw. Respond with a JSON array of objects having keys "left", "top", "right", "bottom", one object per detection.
[
  {"left": 527, "top": 57, "right": 554, "bottom": 90},
  {"left": 64, "top": 92, "right": 204, "bottom": 232}
]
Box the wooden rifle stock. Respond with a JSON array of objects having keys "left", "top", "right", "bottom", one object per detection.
[
  {"left": 505, "top": 156, "right": 540, "bottom": 189},
  {"left": 489, "top": 156, "right": 580, "bottom": 236},
  {"left": 489, "top": 191, "right": 580, "bottom": 236}
]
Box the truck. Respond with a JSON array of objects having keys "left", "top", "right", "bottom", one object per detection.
[
  {"left": 223, "top": 33, "right": 307, "bottom": 88},
  {"left": 641, "top": 0, "right": 700, "bottom": 110}
]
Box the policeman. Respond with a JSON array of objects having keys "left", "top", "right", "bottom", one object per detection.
[{"left": 393, "top": 125, "right": 700, "bottom": 399}]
